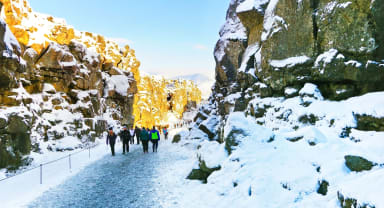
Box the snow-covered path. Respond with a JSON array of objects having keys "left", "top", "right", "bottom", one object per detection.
[{"left": 28, "top": 140, "right": 195, "bottom": 208}]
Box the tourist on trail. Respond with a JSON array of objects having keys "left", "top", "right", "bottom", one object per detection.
[
  {"left": 135, "top": 126, "right": 141, "bottom": 145},
  {"left": 106, "top": 127, "right": 117, "bottom": 156},
  {"left": 150, "top": 127, "right": 160, "bottom": 152},
  {"left": 140, "top": 127, "right": 149, "bottom": 153},
  {"left": 163, "top": 127, "right": 168, "bottom": 140},
  {"left": 120, "top": 126, "right": 130, "bottom": 154},
  {"left": 129, "top": 127, "right": 135, "bottom": 144}
]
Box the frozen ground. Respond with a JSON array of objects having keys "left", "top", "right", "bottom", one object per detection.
[
  {"left": 182, "top": 87, "right": 384, "bottom": 207},
  {"left": 26, "top": 134, "right": 198, "bottom": 208},
  {"left": 0, "top": 139, "right": 112, "bottom": 208}
]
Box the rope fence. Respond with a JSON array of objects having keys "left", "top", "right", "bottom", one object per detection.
[{"left": 0, "top": 142, "right": 98, "bottom": 184}]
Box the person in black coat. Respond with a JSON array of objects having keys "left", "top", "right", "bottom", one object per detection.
[
  {"left": 120, "top": 126, "right": 130, "bottom": 154},
  {"left": 135, "top": 127, "right": 141, "bottom": 144},
  {"left": 106, "top": 127, "right": 117, "bottom": 156}
]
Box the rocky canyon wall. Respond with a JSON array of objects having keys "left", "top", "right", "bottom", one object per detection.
[
  {"left": 213, "top": 0, "right": 384, "bottom": 117},
  {"left": 0, "top": 0, "right": 201, "bottom": 170}
]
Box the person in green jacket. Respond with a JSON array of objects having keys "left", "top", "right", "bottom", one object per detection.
[
  {"left": 150, "top": 127, "right": 160, "bottom": 153},
  {"left": 140, "top": 127, "right": 150, "bottom": 153}
]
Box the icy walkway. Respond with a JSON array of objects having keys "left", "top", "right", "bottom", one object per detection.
[{"left": 28, "top": 140, "right": 195, "bottom": 208}]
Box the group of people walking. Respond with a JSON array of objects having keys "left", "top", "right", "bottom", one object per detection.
[{"left": 106, "top": 126, "right": 168, "bottom": 156}]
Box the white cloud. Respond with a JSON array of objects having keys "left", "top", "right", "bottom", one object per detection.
[
  {"left": 108, "top": 37, "right": 133, "bottom": 47},
  {"left": 193, "top": 44, "right": 208, "bottom": 51}
]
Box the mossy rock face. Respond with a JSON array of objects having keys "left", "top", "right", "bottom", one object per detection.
[
  {"left": 234, "top": 94, "right": 250, "bottom": 112},
  {"left": 345, "top": 155, "right": 376, "bottom": 172},
  {"left": 218, "top": 0, "right": 384, "bottom": 101},
  {"left": 317, "top": 180, "right": 329, "bottom": 196},
  {"left": 0, "top": 114, "right": 32, "bottom": 169},
  {"left": 355, "top": 114, "right": 384, "bottom": 131},
  {"left": 186, "top": 159, "right": 221, "bottom": 184},
  {"left": 6, "top": 114, "right": 30, "bottom": 134},
  {"left": 0, "top": 134, "right": 29, "bottom": 170},
  {"left": 0, "top": 117, "right": 6, "bottom": 129},
  {"left": 6, "top": 114, "right": 31, "bottom": 155},
  {"left": 172, "top": 134, "right": 181, "bottom": 143}
]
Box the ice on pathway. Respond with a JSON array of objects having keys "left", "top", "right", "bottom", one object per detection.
[
  {"left": 0, "top": 139, "right": 110, "bottom": 208},
  {"left": 27, "top": 138, "right": 198, "bottom": 208}
]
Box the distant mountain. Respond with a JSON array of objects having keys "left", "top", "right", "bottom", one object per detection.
[{"left": 172, "top": 73, "right": 211, "bottom": 84}]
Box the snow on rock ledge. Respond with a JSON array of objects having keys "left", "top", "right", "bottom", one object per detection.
[
  {"left": 236, "top": 0, "right": 270, "bottom": 13},
  {"left": 270, "top": 56, "right": 311, "bottom": 68},
  {"left": 299, "top": 83, "right": 324, "bottom": 101},
  {"left": 224, "top": 112, "right": 274, "bottom": 154}
]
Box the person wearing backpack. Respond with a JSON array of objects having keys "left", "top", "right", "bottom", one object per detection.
[
  {"left": 150, "top": 127, "right": 160, "bottom": 152},
  {"left": 140, "top": 127, "right": 149, "bottom": 153}
]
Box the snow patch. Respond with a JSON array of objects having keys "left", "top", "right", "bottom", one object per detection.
[
  {"left": 345, "top": 60, "right": 362, "bottom": 68},
  {"left": 285, "top": 87, "right": 298, "bottom": 96},
  {"left": 299, "top": 83, "right": 324, "bottom": 100},
  {"left": 261, "top": 0, "right": 287, "bottom": 41},
  {"left": 105, "top": 75, "right": 130, "bottom": 96},
  {"left": 270, "top": 56, "right": 311, "bottom": 68},
  {"left": 238, "top": 43, "right": 259, "bottom": 75},
  {"left": 314, "top": 48, "right": 338, "bottom": 69},
  {"left": 236, "top": 0, "right": 270, "bottom": 13}
]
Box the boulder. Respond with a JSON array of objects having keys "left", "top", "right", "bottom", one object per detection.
[
  {"left": 172, "top": 134, "right": 181, "bottom": 143},
  {"left": 344, "top": 155, "right": 376, "bottom": 172},
  {"left": 186, "top": 158, "right": 221, "bottom": 184},
  {"left": 355, "top": 114, "right": 384, "bottom": 131},
  {"left": 317, "top": 180, "right": 329, "bottom": 196},
  {"left": 337, "top": 191, "right": 375, "bottom": 208}
]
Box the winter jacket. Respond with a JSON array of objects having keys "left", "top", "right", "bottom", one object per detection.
[
  {"left": 106, "top": 133, "right": 117, "bottom": 145},
  {"left": 120, "top": 130, "right": 130, "bottom": 142},
  {"left": 140, "top": 130, "right": 149, "bottom": 141},
  {"left": 135, "top": 128, "right": 141, "bottom": 137},
  {"left": 150, "top": 130, "right": 160, "bottom": 140}
]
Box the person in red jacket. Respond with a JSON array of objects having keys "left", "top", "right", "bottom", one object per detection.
[
  {"left": 106, "top": 127, "right": 117, "bottom": 156},
  {"left": 163, "top": 127, "right": 168, "bottom": 140}
]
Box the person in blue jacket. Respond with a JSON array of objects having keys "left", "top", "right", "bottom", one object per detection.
[{"left": 150, "top": 127, "right": 160, "bottom": 152}]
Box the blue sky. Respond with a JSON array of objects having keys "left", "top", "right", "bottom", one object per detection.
[{"left": 29, "top": 0, "right": 230, "bottom": 78}]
